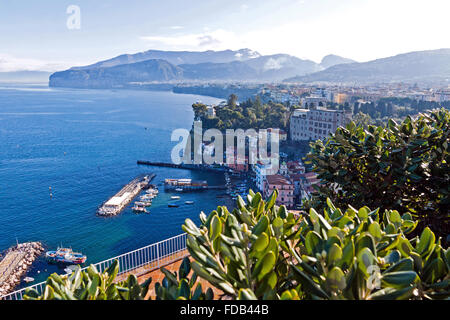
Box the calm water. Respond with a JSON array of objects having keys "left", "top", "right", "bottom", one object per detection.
[{"left": 0, "top": 84, "right": 229, "bottom": 285}]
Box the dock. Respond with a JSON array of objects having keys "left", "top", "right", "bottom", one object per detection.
[
  {"left": 0, "top": 242, "right": 44, "bottom": 297},
  {"left": 137, "top": 160, "right": 231, "bottom": 173},
  {"left": 164, "top": 178, "right": 227, "bottom": 191},
  {"left": 97, "top": 174, "right": 155, "bottom": 216}
]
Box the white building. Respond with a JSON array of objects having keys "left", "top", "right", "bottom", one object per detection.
[{"left": 290, "top": 107, "right": 351, "bottom": 141}]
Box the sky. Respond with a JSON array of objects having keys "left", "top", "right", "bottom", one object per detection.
[{"left": 1, "top": 0, "right": 450, "bottom": 72}]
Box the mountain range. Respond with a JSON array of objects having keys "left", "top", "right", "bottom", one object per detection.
[
  {"left": 286, "top": 49, "right": 450, "bottom": 84},
  {"left": 49, "top": 48, "right": 450, "bottom": 88}
]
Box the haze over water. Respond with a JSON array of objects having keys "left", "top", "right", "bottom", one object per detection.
[{"left": 0, "top": 84, "right": 225, "bottom": 284}]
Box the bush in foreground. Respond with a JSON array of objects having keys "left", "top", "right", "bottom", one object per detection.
[
  {"left": 306, "top": 108, "right": 449, "bottom": 242},
  {"left": 25, "top": 191, "right": 449, "bottom": 300}
]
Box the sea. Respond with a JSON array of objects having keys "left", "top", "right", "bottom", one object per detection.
[{"left": 0, "top": 83, "right": 231, "bottom": 286}]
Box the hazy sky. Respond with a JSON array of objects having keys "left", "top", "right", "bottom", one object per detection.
[{"left": 1, "top": 0, "right": 450, "bottom": 71}]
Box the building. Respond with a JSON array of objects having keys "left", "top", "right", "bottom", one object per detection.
[
  {"left": 290, "top": 107, "right": 351, "bottom": 141},
  {"left": 263, "top": 174, "right": 294, "bottom": 208}
]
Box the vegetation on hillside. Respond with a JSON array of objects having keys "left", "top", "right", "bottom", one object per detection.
[{"left": 192, "top": 95, "right": 290, "bottom": 132}]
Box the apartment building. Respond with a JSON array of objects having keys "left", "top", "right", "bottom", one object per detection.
[
  {"left": 290, "top": 107, "right": 350, "bottom": 141},
  {"left": 263, "top": 174, "right": 295, "bottom": 208}
]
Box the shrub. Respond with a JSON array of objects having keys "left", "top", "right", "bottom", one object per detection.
[
  {"left": 182, "top": 191, "right": 449, "bottom": 300},
  {"left": 23, "top": 260, "right": 151, "bottom": 300},
  {"left": 26, "top": 192, "right": 449, "bottom": 300},
  {"left": 306, "top": 108, "right": 449, "bottom": 242}
]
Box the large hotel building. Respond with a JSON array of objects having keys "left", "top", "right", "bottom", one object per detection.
[{"left": 290, "top": 107, "right": 351, "bottom": 141}]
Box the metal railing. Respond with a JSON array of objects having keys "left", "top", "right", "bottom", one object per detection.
[{"left": 1, "top": 233, "right": 188, "bottom": 300}]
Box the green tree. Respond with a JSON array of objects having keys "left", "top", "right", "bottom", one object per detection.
[{"left": 306, "top": 109, "right": 450, "bottom": 243}]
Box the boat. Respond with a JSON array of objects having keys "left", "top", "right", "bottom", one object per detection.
[
  {"left": 185, "top": 201, "right": 194, "bottom": 205},
  {"left": 46, "top": 247, "right": 87, "bottom": 264},
  {"left": 135, "top": 201, "right": 151, "bottom": 207},
  {"left": 23, "top": 277, "right": 34, "bottom": 283},
  {"left": 171, "top": 196, "right": 181, "bottom": 200},
  {"left": 168, "top": 203, "right": 179, "bottom": 208},
  {"left": 175, "top": 188, "right": 183, "bottom": 192},
  {"left": 132, "top": 205, "right": 147, "bottom": 213}
]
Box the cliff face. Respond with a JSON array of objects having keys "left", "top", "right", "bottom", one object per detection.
[{"left": 50, "top": 59, "right": 184, "bottom": 88}]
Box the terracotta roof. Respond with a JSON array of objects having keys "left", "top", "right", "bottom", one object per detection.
[{"left": 265, "top": 174, "right": 292, "bottom": 185}]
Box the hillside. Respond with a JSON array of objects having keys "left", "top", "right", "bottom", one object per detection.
[{"left": 286, "top": 49, "right": 450, "bottom": 84}]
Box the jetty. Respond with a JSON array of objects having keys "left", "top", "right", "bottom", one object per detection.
[
  {"left": 137, "top": 160, "right": 231, "bottom": 173},
  {"left": 0, "top": 242, "right": 44, "bottom": 297},
  {"left": 97, "top": 174, "right": 155, "bottom": 216},
  {"left": 164, "top": 178, "right": 226, "bottom": 191}
]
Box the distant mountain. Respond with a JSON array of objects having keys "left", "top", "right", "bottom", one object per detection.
[
  {"left": 286, "top": 49, "right": 450, "bottom": 84},
  {"left": 244, "top": 54, "right": 321, "bottom": 80},
  {"left": 320, "top": 54, "right": 356, "bottom": 69},
  {"left": 181, "top": 61, "right": 258, "bottom": 81},
  {"left": 50, "top": 59, "right": 183, "bottom": 88},
  {"left": 50, "top": 50, "right": 324, "bottom": 87},
  {"left": 0, "top": 71, "right": 51, "bottom": 83},
  {"left": 71, "top": 49, "right": 261, "bottom": 70}
]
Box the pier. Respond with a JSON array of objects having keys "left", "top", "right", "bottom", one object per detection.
[
  {"left": 164, "top": 178, "right": 227, "bottom": 191},
  {"left": 97, "top": 174, "right": 155, "bottom": 216},
  {"left": 0, "top": 242, "right": 44, "bottom": 296},
  {"left": 137, "top": 160, "right": 231, "bottom": 173}
]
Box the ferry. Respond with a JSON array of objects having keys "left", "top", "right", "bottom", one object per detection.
[{"left": 46, "top": 247, "right": 87, "bottom": 264}]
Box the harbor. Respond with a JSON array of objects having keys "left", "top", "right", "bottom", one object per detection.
[
  {"left": 97, "top": 174, "right": 155, "bottom": 216},
  {"left": 0, "top": 242, "right": 44, "bottom": 297}
]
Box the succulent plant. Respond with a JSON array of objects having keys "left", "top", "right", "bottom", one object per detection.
[
  {"left": 23, "top": 260, "right": 151, "bottom": 300},
  {"left": 154, "top": 257, "right": 214, "bottom": 300},
  {"left": 183, "top": 191, "right": 450, "bottom": 300}
]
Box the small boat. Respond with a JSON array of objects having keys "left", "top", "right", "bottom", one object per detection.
[
  {"left": 132, "top": 206, "right": 147, "bottom": 213},
  {"left": 175, "top": 188, "right": 183, "bottom": 192},
  {"left": 171, "top": 196, "right": 181, "bottom": 200},
  {"left": 46, "top": 247, "right": 87, "bottom": 264},
  {"left": 185, "top": 201, "right": 194, "bottom": 205},
  {"left": 168, "top": 203, "right": 179, "bottom": 208},
  {"left": 135, "top": 201, "right": 151, "bottom": 207},
  {"left": 24, "top": 277, "right": 34, "bottom": 283}
]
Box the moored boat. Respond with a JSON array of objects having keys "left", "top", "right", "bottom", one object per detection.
[{"left": 46, "top": 247, "right": 87, "bottom": 264}]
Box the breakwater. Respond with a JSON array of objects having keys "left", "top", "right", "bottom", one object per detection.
[{"left": 0, "top": 242, "right": 44, "bottom": 296}]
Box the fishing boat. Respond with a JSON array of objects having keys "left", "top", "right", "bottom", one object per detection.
[
  {"left": 46, "top": 247, "right": 87, "bottom": 264},
  {"left": 185, "top": 201, "right": 194, "bottom": 205},
  {"left": 168, "top": 203, "right": 179, "bottom": 208}
]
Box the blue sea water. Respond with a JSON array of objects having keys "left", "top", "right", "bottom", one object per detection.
[{"left": 0, "top": 84, "right": 229, "bottom": 285}]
